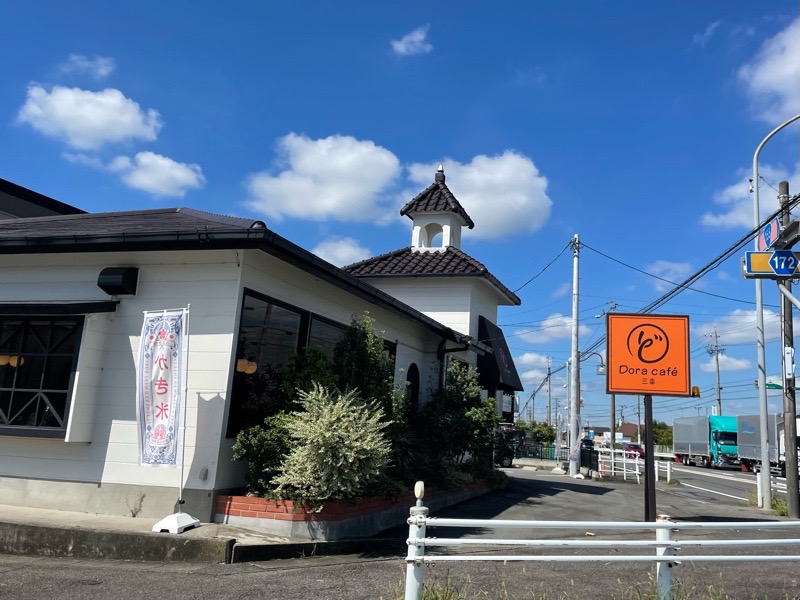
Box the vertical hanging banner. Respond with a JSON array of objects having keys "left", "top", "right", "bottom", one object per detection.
[{"left": 137, "top": 309, "right": 187, "bottom": 466}]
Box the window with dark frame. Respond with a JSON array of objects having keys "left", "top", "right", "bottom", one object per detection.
[
  {"left": 0, "top": 316, "right": 83, "bottom": 431},
  {"left": 226, "top": 290, "right": 397, "bottom": 438},
  {"left": 308, "top": 316, "right": 348, "bottom": 361}
]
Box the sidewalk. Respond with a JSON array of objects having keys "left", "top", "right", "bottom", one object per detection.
[{"left": 0, "top": 501, "right": 398, "bottom": 564}]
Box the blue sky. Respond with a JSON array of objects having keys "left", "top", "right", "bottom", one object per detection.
[{"left": 2, "top": 2, "right": 798, "bottom": 427}]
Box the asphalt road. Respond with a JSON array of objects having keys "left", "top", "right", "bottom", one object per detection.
[
  {"left": 669, "top": 462, "right": 795, "bottom": 503},
  {"left": 1, "top": 468, "right": 799, "bottom": 600}
]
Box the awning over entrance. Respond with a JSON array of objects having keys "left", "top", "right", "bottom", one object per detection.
[{"left": 477, "top": 316, "right": 523, "bottom": 392}]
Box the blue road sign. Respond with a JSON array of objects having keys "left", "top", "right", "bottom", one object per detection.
[
  {"left": 743, "top": 251, "right": 800, "bottom": 279},
  {"left": 769, "top": 249, "right": 799, "bottom": 276}
]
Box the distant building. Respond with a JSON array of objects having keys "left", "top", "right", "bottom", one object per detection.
[{"left": 618, "top": 422, "right": 640, "bottom": 441}]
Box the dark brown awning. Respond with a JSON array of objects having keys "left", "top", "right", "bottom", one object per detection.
[{"left": 477, "top": 316, "right": 523, "bottom": 392}]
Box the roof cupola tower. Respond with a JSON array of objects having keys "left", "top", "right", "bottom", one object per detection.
[{"left": 400, "top": 165, "right": 474, "bottom": 252}]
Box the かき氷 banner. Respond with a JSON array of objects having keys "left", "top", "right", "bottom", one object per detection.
[{"left": 136, "top": 309, "right": 187, "bottom": 466}]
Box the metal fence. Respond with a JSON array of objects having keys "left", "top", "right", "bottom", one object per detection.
[
  {"left": 515, "top": 443, "right": 569, "bottom": 462},
  {"left": 404, "top": 481, "right": 800, "bottom": 600}
]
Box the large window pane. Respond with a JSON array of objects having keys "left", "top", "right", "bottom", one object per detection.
[
  {"left": 309, "top": 318, "right": 347, "bottom": 361},
  {"left": 0, "top": 316, "right": 82, "bottom": 430},
  {"left": 227, "top": 293, "right": 302, "bottom": 437}
]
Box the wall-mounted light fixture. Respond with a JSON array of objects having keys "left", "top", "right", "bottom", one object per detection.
[{"left": 97, "top": 267, "right": 139, "bottom": 296}]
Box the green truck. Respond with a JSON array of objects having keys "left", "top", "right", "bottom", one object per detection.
[{"left": 673, "top": 415, "right": 739, "bottom": 468}]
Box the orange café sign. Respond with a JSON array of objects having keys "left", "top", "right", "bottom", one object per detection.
[{"left": 606, "top": 313, "right": 690, "bottom": 396}]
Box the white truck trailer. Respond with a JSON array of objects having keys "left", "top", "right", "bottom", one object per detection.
[{"left": 738, "top": 413, "right": 800, "bottom": 477}]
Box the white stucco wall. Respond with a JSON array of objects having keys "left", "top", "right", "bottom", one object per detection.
[
  {"left": 0, "top": 250, "right": 241, "bottom": 516},
  {"left": 0, "top": 246, "right": 466, "bottom": 518},
  {"left": 361, "top": 279, "right": 472, "bottom": 335}
]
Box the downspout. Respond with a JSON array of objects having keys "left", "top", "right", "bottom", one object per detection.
[
  {"left": 438, "top": 338, "right": 471, "bottom": 388},
  {"left": 437, "top": 337, "right": 492, "bottom": 388}
]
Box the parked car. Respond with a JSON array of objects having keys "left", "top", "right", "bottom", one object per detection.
[
  {"left": 580, "top": 438, "right": 595, "bottom": 450},
  {"left": 621, "top": 442, "right": 645, "bottom": 459},
  {"left": 494, "top": 429, "right": 518, "bottom": 468}
]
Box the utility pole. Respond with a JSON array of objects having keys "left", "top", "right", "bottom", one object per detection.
[
  {"left": 568, "top": 234, "right": 581, "bottom": 477},
  {"left": 778, "top": 180, "right": 799, "bottom": 518},
  {"left": 546, "top": 359, "right": 552, "bottom": 426},
  {"left": 637, "top": 395, "right": 642, "bottom": 443},
  {"left": 707, "top": 328, "right": 724, "bottom": 415}
]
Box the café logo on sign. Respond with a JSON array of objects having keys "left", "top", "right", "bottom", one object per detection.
[{"left": 606, "top": 313, "right": 690, "bottom": 397}]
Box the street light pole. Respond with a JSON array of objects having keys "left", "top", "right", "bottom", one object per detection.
[{"left": 752, "top": 113, "right": 800, "bottom": 509}]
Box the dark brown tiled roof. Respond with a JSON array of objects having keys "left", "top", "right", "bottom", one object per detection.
[
  {"left": 399, "top": 182, "right": 474, "bottom": 229},
  {"left": 0, "top": 205, "right": 490, "bottom": 351},
  {"left": 344, "top": 246, "right": 520, "bottom": 305},
  {"left": 0, "top": 207, "right": 263, "bottom": 239}
]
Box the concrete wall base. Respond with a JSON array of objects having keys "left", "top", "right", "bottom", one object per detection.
[{"left": 0, "top": 476, "right": 214, "bottom": 522}]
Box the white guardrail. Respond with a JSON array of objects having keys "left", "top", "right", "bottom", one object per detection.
[
  {"left": 403, "top": 481, "right": 800, "bottom": 600},
  {"left": 596, "top": 449, "right": 673, "bottom": 483}
]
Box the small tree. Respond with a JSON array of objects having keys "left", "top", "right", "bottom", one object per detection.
[
  {"left": 517, "top": 420, "right": 556, "bottom": 445},
  {"left": 419, "top": 361, "right": 499, "bottom": 473},
  {"left": 273, "top": 384, "right": 392, "bottom": 502},
  {"left": 332, "top": 312, "right": 396, "bottom": 417},
  {"left": 652, "top": 420, "right": 673, "bottom": 446}
]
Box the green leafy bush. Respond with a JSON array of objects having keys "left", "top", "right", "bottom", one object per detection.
[
  {"left": 273, "top": 384, "right": 392, "bottom": 502},
  {"left": 231, "top": 412, "right": 292, "bottom": 495}
]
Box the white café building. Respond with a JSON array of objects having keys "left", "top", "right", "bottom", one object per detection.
[{"left": 0, "top": 169, "right": 522, "bottom": 520}]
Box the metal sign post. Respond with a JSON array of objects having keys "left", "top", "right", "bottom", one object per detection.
[{"left": 606, "top": 313, "right": 691, "bottom": 522}]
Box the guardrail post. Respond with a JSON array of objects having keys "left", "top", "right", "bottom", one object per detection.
[
  {"left": 666, "top": 460, "right": 671, "bottom": 483},
  {"left": 655, "top": 516, "right": 674, "bottom": 600},
  {"left": 405, "top": 481, "right": 428, "bottom": 600}
]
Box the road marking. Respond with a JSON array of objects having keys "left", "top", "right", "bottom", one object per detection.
[
  {"left": 672, "top": 466, "right": 753, "bottom": 484},
  {"left": 677, "top": 482, "right": 748, "bottom": 501}
]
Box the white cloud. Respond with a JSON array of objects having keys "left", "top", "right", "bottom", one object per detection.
[
  {"left": 245, "top": 133, "right": 401, "bottom": 222},
  {"left": 693, "top": 308, "right": 782, "bottom": 344},
  {"left": 520, "top": 368, "right": 547, "bottom": 386},
  {"left": 407, "top": 152, "right": 553, "bottom": 240},
  {"left": 59, "top": 54, "right": 116, "bottom": 79},
  {"left": 516, "top": 313, "right": 591, "bottom": 344},
  {"left": 691, "top": 21, "right": 721, "bottom": 48},
  {"left": 312, "top": 237, "right": 371, "bottom": 267},
  {"left": 701, "top": 164, "right": 798, "bottom": 229},
  {"left": 552, "top": 283, "right": 571, "bottom": 298},
  {"left": 646, "top": 260, "right": 693, "bottom": 292},
  {"left": 516, "top": 352, "right": 551, "bottom": 369},
  {"left": 699, "top": 354, "right": 752, "bottom": 373},
  {"left": 109, "top": 151, "right": 205, "bottom": 197},
  {"left": 62, "top": 151, "right": 105, "bottom": 169},
  {"left": 738, "top": 17, "right": 800, "bottom": 122},
  {"left": 391, "top": 25, "right": 433, "bottom": 56},
  {"left": 17, "top": 84, "right": 161, "bottom": 150}
]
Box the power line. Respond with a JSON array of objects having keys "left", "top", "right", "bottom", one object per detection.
[
  {"left": 578, "top": 196, "right": 800, "bottom": 359},
  {"left": 512, "top": 240, "right": 572, "bottom": 293}
]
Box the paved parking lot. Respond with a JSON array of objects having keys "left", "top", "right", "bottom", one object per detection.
[{"left": 2, "top": 466, "right": 799, "bottom": 599}]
